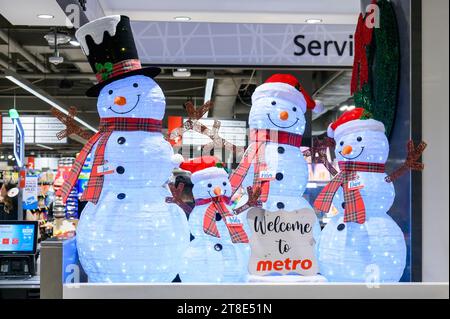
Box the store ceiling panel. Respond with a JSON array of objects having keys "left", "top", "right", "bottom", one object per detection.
[
  {"left": 0, "top": 0, "right": 72, "bottom": 27},
  {"left": 97, "top": 0, "right": 360, "bottom": 24}
]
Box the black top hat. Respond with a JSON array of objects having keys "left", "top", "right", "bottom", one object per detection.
[{"left": 75, "top": 15, "right": 160, "bottom": 97}]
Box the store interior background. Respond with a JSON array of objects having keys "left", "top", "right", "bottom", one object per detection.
[{"left": 0, "top": 0, "right": 447, "bottom": 285}]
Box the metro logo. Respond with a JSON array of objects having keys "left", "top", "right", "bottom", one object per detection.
[{"left": 256, "top": 258, "right": 313, "bottom": 272}]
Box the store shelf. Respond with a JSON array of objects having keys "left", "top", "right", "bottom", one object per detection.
[{"left": 62, "top": 282, "right": 448, "bottom": 299}]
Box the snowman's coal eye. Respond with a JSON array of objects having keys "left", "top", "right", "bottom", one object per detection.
[
  {"left": 133, "top": 83, "right": 138, "bottom": 88},
  {"left": 339, "top": 141, "right": 344, "bottom": 146},
  {"left": 108, "top": 90, "right": 113, "bottom": 95},
  {"left": 292, "top": 107, "right": 297, "bottom": 112},
  {"left": 222, "top": 182, "right": 227, "bottom": 186},
  {"left": 271, "top": 101, "right": 276, "bottom": 105},
  {"left": 357, "top": 136, "right": 362, "bottom": 142},
  {"left": 207, "top": 183, "right": 212, "bottom": 188}
]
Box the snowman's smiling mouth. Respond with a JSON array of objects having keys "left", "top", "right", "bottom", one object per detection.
[
  {"left": 339, "top": 146, "right": 365, "bottom": 160},
  {"left": 108, "top": 94, "right": 141, "bottom": 114},
  {"left": 208, "top": 190, "right": 227, "bottom": 198},
  {"left": 266, "top": 113, "right": 299, "bottom": 129}
]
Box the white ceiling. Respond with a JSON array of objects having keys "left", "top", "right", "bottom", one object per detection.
[
  {"left": 0, "top": 0, "right": 361, "bottom": 26},
  {"left": 0, "top": 0, "right": 72, "bottom": 26},
  {"left": 98, "top": 0, "right": 361, "bottom": 24}
]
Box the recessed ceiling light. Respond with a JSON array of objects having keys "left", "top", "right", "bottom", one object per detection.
[
  {"left": 69, "top": 40, "right": 80, "bottom": 46},
  {"left": 37, "top": 14, "right": 54, "bottom": 19},
  {"left": 305, "top": 18, "right": 323, "bottom": 24},
  {"left": 173, "top": 68, "right": 191, "bottom": 77},
  {"left": 174, "top": 16, "right": 191, "bottom": 21},
  {"left": 339, "top": 105, "right": 348, "bottom": 111}
]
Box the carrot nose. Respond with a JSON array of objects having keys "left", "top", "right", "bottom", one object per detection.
[
  {"left": 342, "top": 145, "right": 353, "bottom": 155},
  {"left": 213, "top": 187, "right": 222, "bottom": 196},
  {"left": 114, "top": 96, "right": 127, "bottom": 106},
  {"left": 279, "top": 111, "right": 289, "bottom": 121}
]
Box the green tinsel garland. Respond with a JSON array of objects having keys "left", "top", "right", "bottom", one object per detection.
[{"left": 353, "top": 0, "right": 400, "bottom": 137}]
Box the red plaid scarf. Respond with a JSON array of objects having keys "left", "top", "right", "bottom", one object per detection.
[
  {"left": 195, "top": 196, "right": 249, "bottom": 243},
  {"left": 229, "top": 129, "right": 303, "bottom": 202},
  {"left": 56, "top": 117, "right": 162, "bottom": 204},
  {"left": 314, "top": 161, "right": 385, "bottom": 224}
]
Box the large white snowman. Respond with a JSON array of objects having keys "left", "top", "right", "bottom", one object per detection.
[
  {"left": 58, "top": 16, "right": 189, "bottom": 282},
  {"left": 314, "top": 108, "right": 406, "bottom": 282},
  {"left": 229, "top": 74, "right": 323, "bottom": 244},
  {"left": 179, "top": 156, "right": 250, "bottom": 282}
]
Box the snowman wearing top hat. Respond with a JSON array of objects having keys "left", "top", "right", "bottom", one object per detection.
[{"left": 57, "top": 15, "right": 189, "bottom": 283}]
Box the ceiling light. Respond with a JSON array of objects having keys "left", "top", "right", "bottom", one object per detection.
[
  {"left": 4, "top": 70, "right": 97, "bottom": 133},
  {"left": 173, "top": 68, "right": 191, "bottom": 77},
  {"left": 174, "top": 16, "right": 191, "bottom": 21},
  {"left": 37, "top": 14, "right": 54, "bottom": 19},
  {"left": 305, "top": 18, "right": 323, "bottom": 24},
  {"left": 347, "top": 105, "right": 356, "bottom": 110},
  {"left": 0, "top": 155, "right": 4, "bottom": 159},
  {"left": 36, "top": 144, "right": 54, "bottom": 150},
  {"left": 7, "top": 155, "right": 13, "bottom": 159},
  {"left": 339, "top": 105, "right": 348, "bottom": 111},
  {"left": 69, "top": 40, "right": 80, "bottom": 46}
]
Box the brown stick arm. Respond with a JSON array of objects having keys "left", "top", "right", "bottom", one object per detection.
[
  {"left": 232, "top": 186, "right": 262, "bottom": 215},
  {"left": 165, "top": 182, "right": 193, "bottom": 214},
  {"left": 385, "top": 140, "right": 427, "bottom": 183}
]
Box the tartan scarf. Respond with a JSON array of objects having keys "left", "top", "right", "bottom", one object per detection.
[
  {"left": 229, "top": 129, "right": 303, "bottom": 202},
  {"left": 56, "top": 117, "right": 162, "bottom": 204},
  {"left": 196, "top": 196, "right": 249, "bottom": 243},
  {"left": 313, "top": 161, "right": 385, "bottom": 224}
]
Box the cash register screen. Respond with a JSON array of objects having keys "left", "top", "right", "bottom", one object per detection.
[{"left": 0, "top": 221, "right": 37, "bottom": 254}]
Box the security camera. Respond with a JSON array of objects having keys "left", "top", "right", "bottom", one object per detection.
[{"left": 49, "top": 55, "right": 64, "bottom": 65}]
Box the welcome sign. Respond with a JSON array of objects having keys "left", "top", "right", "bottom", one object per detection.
[{"left": 247, "top": 208, "right": 318, "bottom": 276}]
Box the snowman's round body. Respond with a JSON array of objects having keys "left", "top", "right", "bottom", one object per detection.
[
  {"left": 318, "top": 128, "right": 406, "bottom": 282},
  {"left": 180, "top": 173, "right": 250, "bottom": 282},
  {"left": 76, "top": 75, "right": 190, "bottom": 282}
]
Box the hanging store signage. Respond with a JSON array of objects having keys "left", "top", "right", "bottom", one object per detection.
[
  {"left": 12, "top": 117, "right": 25, "bottom": 168},
  {"left": 182, "top": 119, "right": 247, "bottom": 146},
  {"left": 131, "top": 22, "right": 356, "bottom": 66},
  {"left": 247, "top": 207, "right": 319, "bottom": 276},
  {"left": 2, "top": 115, "right": 67, "bottom": 144}
]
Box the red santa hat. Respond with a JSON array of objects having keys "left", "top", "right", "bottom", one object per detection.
[
  {"left": 252, "top": 73, "right": 324, "bottom": 113},
  {"left": 179, "top": 156, "right": 228, "bottom": 184},
  {"left": 327, "top": 107, "right": 385, "bottom": 139}
]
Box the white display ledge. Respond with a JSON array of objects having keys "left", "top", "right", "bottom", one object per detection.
[{"left": 63, "top": 282, "right": 448, "bottom": 299}]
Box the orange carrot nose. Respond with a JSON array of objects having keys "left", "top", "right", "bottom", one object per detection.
[
  {"left": 213, "top": 187, "right": 222, "bottom": 196},
  {"left": 279, "top": 111, "right": 289, "bottom": 121},
  {"left": 342, "top": 145, "right": 353, "bottom": 155},
  {"left": 114, "top": 96, "right": 127, "bottom": 106}
]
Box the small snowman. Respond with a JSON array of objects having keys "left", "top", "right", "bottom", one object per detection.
[
  {"left": 57, "top": 15, "right": 189, "bottom": 282},
  {"left": 314, "top": 108, "right": 406, "bottom": 282},
  {"left": 179, "top": 156, "right": 250, "bottom": 282}
]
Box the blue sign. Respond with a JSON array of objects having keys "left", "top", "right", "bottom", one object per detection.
[{"left": 12, "top": 117, "right": 24, "bottom": 167}]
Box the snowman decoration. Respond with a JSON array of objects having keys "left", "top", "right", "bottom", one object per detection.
[
  {"left": 314, "top": 108, "right": 407, "bottom": 282},
  {"left": 229, "top": 74, "right": 323, "bottom": 236},
  {"left": 57, "top": 15, "right": 189, "bottom": 282},
  {"left": 179, "top": 156, "right": 250, "bottom": 282}
]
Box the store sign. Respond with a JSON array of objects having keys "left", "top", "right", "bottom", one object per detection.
[
  {"left": 12, "top": 117, "right": 25, "bottom": 167},
  {"left": 182, "top": 119, "right": 247, "bottom": 146},
  {"left": 2, "top": 115, "right": 67, "bottom": 144},
  {"left": 22, "top": 175, "right": 39, "bottom": 210},
  {"left": 131, "top": 22, "right": 356, "bottom": 66},
  {"left": 247, "top": 207, "right": 318, "bottom": 276}
]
